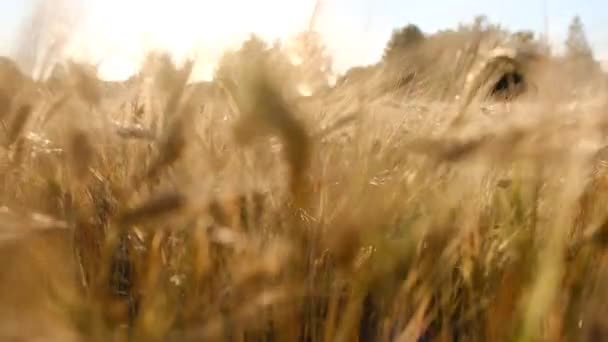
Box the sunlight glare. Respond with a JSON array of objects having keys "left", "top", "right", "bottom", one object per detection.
[
  {"left": 46, "top": 0, "right": 383, "bottom": 81},
  {"left": 77, "top": 0, "right": 319, "bottom": 80}
]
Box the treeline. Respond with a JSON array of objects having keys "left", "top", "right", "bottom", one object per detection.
[
  {"left": 349, "top": 15, "right": 604, "bottom": 100},
  {"left": 210, "top": 14, "right": 606, "bottom": 102},
  {"left": 4, "top": 14, "right": 605, "bottom": 102}
]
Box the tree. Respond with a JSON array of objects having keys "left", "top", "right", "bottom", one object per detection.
[
  {"left": 214, "top": 34, "right": 270, "bottom": 85},
  {"left": 565, "top": 16, "right": 593, "bottom": 60},
  {"left": 472, "top": 15, "right": 489, "bottom": 31},
  {"left": 382, "top": 24, "right": 425, "bottom": 61},
  {"left": 562, "top": 16, "right": 603, "bottom": 89},
  {"left": 284, "top": 30, "right": 334, "bottom": 94},
  {"left": 239, "top": 34, "right": 269, "bottom": 58},
  {"left": 512, "top": 30, "right": 535, "bottom": 44}
]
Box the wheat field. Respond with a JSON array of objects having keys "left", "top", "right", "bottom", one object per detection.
[{"left": 1, "top": 11, "right": 608, "bottom": 342}]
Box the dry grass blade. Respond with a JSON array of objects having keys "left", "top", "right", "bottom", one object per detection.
[
  {"left": 131, "top": 55, "right": 195, "bottom": 189},
  {"left": 9, "top": 136, "right": 26, "bottom": 166},
  {"left": 173, "top": 287, "right": 296, "bottom": 341},
  {"left": 0, "top": 207, "right": 69, "bottom": 242},
  {"left": 67, "top": 129, "right": 94, "bottom": 180},
  {"left": 6, "top": 103, "right": 32, "bottom": 147},
  {"left": 315, "top": 112, "right": 360, "bottom": 140},
  {"left": 40, "top": 93, "right": 70, "bottom": 127},
  {"left": 405, "top": 134, "right": 489, "bottom": 163},
  {"left": 149, "top": 53, "right": 194, "bottom": 132},
  {"left": 113, "top": 122, "right": 156, "bottom": 141},
  {"left": 144, "top": 119, "right": 186, "bottom": 182},
  {"left": 229, "top": 59, "right": 312, "bottom": 204},
  {"left": 68, "top": 62, "right": 101, "bottom": 106},
  {"left": 118, "top": 192, "right": 187, "bottom": 225},
  {"left": 0, "top": 90, "right": 11, "bottom": 120}
]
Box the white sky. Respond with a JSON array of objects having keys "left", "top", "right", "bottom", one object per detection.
[
  {"left": 35, "top": 0, "right": 383, "bottom": 80},
  {"left": 1, "top": 0, "right": 606, "bottom": 80}
]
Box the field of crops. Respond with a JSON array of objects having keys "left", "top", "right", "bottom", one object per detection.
[{"left": 3, "top": 10, "right": 608, "bottom": 341}]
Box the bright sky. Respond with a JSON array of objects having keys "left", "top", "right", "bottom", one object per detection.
[{"left": 0, "top": 0, "right": 606, "bottom": 80}]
